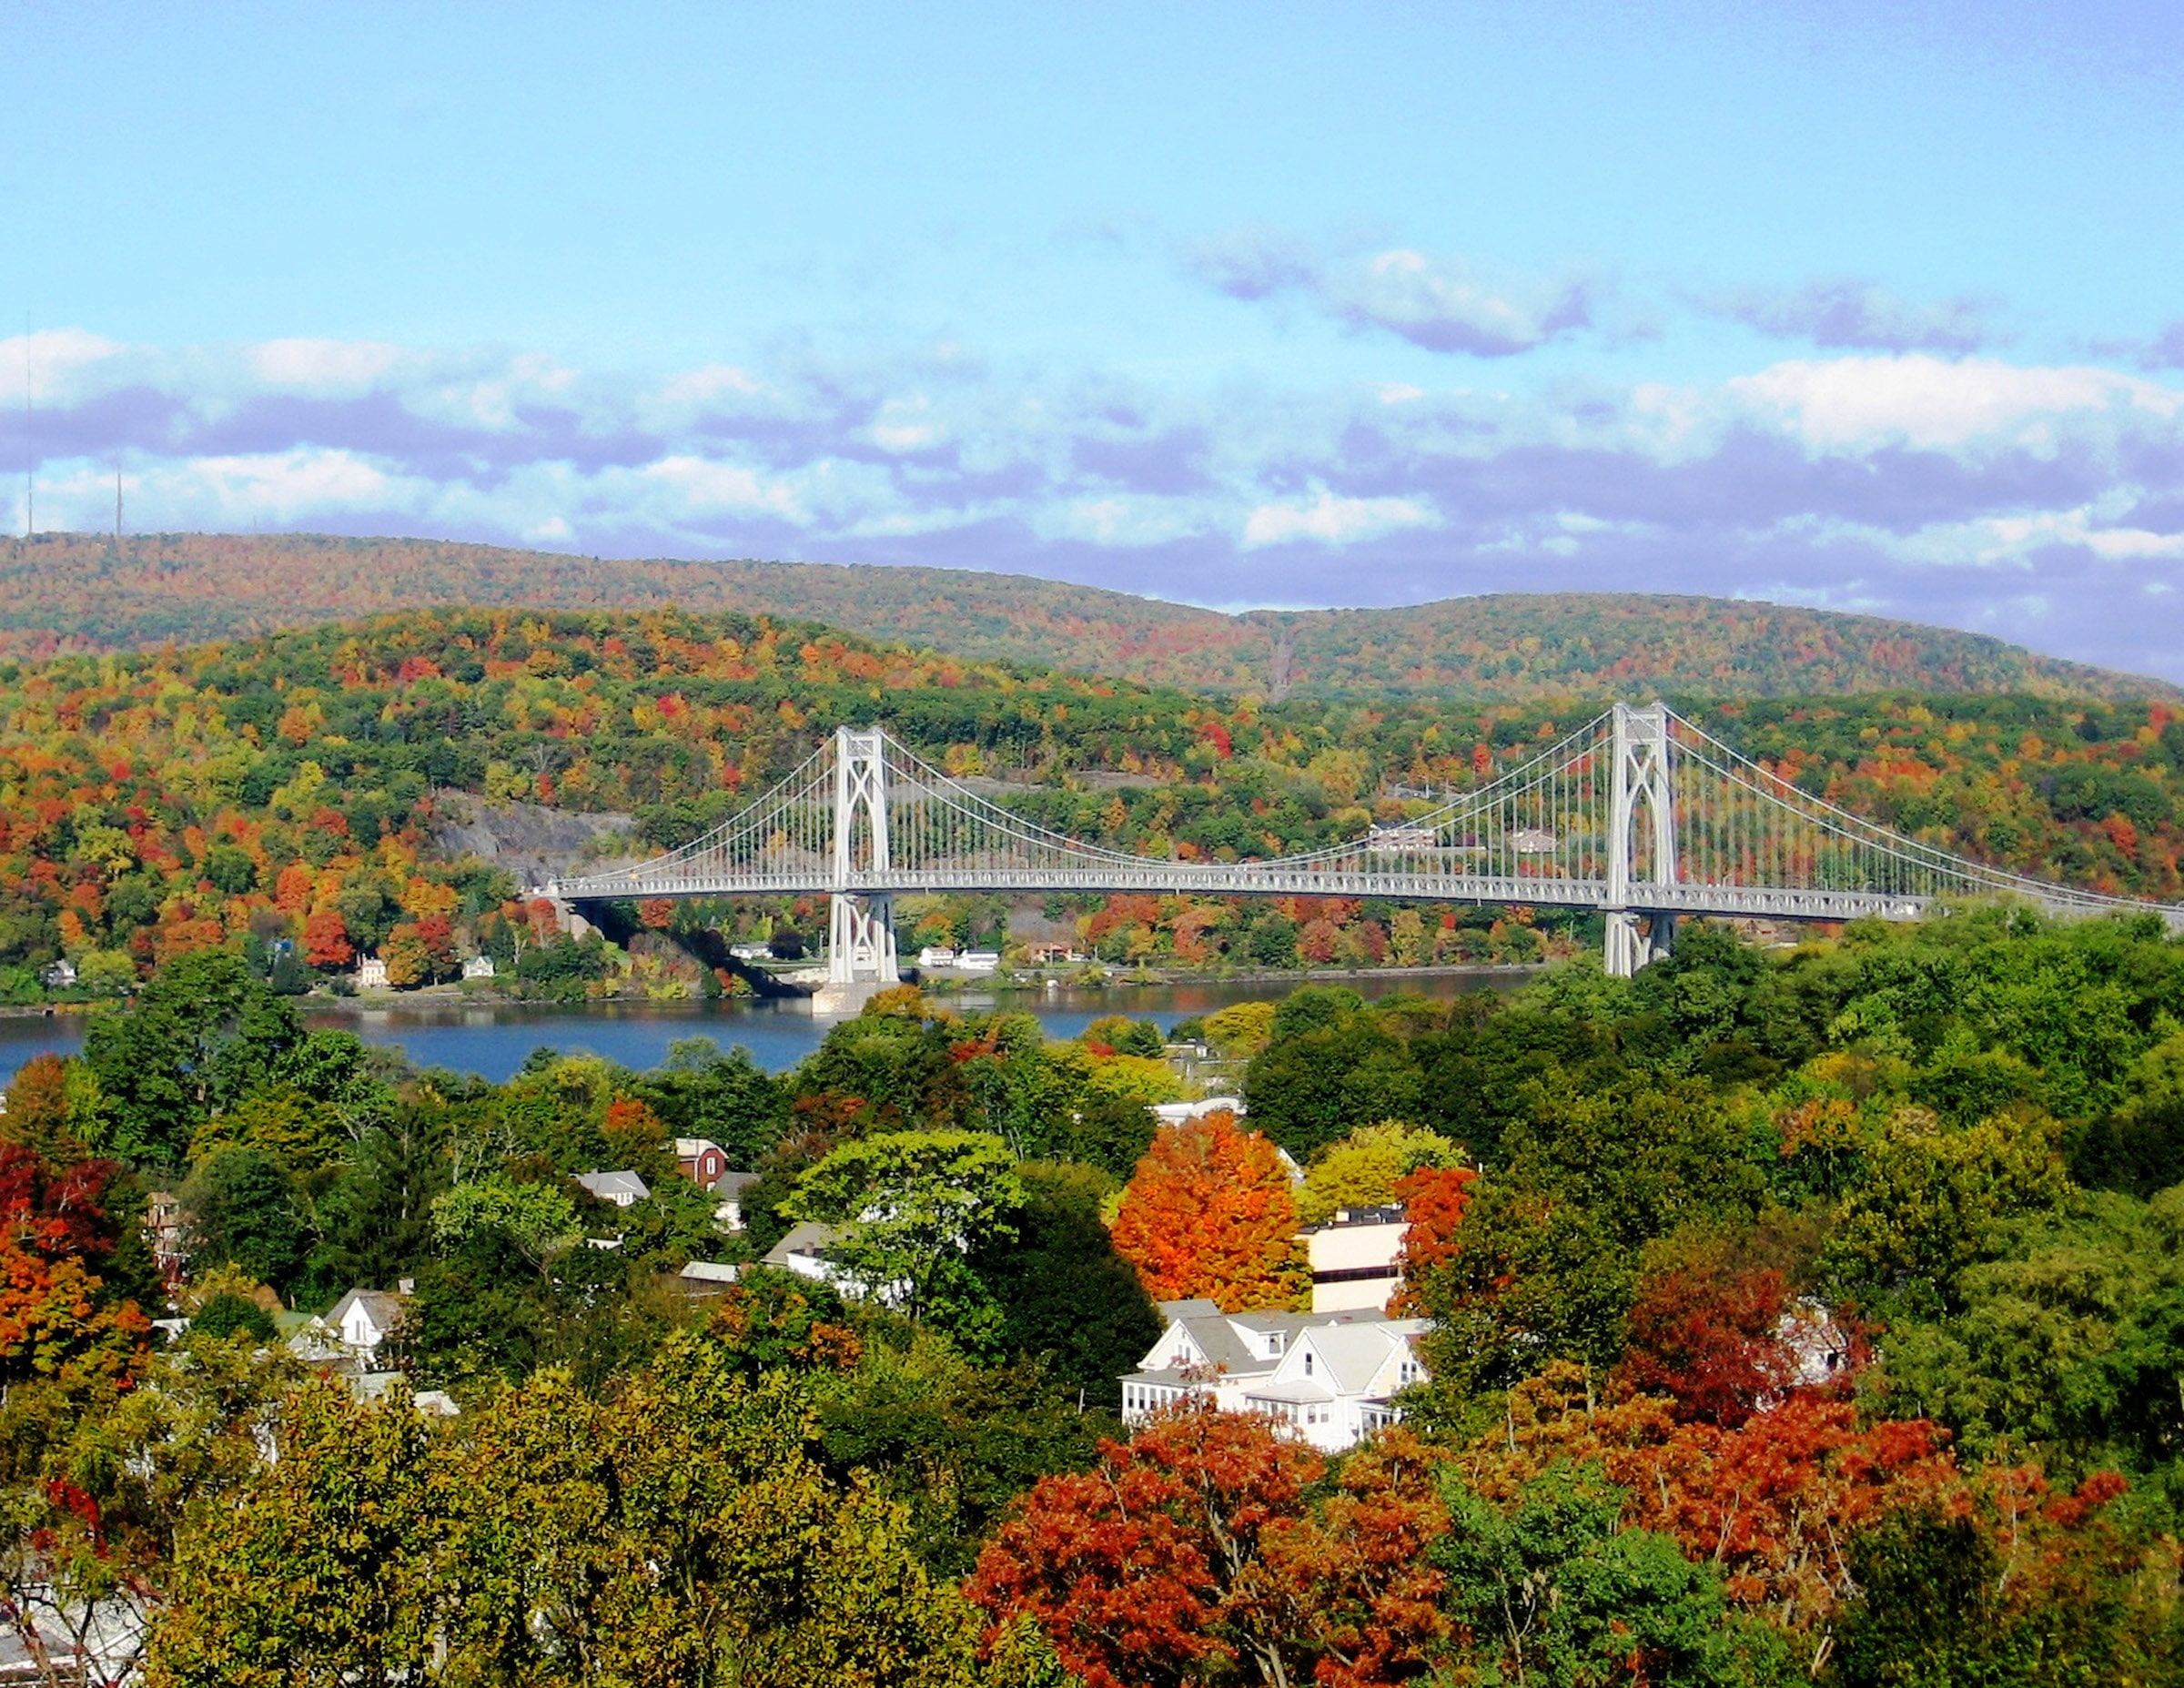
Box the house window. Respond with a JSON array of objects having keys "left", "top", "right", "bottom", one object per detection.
[{"left": 1302, "top": 1351, "right": 1314, "bottom": 1376}]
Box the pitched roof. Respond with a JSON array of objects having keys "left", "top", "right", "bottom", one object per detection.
[
  {"left": 329, "top": 1288, "right": 407, "bottom": 1332},
  {"left": 1299, "top": 1325, "right": 1408, "bottom": 1394},
  {"left": 577, "top": 1170, "right": 651, "bottom": 1201},
  {"left": 762, "top": 1220, "right": 839, "bottom": 1267}
]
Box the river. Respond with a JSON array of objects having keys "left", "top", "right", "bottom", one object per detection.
[{"left": 0, "top": 969, "right": 1533, "bottom": 1088}]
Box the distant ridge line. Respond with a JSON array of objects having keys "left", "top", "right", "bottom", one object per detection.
[{"left": 0, "top": 531, "right": 2169, "bottom": 703}]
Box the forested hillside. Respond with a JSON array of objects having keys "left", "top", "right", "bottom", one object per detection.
[
  {"left": 2, "top": 531, "right": 2167, "bottom": 701},
  {"left": 1, "top": 606, "right": 2182, "bottom": 1001},
  {"left": 16, "top": 914, "right": 2184, "bottom": 1681}
]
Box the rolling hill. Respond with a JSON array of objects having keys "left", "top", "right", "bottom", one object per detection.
[{"left": 1, "top": 531, "right": 2167, "bottom": 702}]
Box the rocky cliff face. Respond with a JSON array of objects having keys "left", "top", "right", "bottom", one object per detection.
[{"left": 431, "top": 798, "right": 642, "bottom": 889}]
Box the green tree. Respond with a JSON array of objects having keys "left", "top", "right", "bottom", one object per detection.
[
  {"left": 1433, "top": 1463, "right": 1790, "bottom": 1688},
  {"left": 1825, "top": 1103, "right": 2071, "bottom": 1318},
  {"left": 971, "top": 1160, "right": 1161, "bottom": 1402},
  {"left": 430, "top": 1173, "right": 581, "bottom": 1275},
  {"left": 84, "top": 951, "right": 306, "bottom": 1167},
  {"left": 179, "top": 1147, "right": 310, "bottom": 1298},
  {"left": 1298, "top": 1119, "right": 1461, "bottom": 1223},
  {"left": 783, "top": 1130, "right": 1025, "bottom": 1346},
  {"left": 145, "top": 1380, "right": 440, "bottom": 1688}
]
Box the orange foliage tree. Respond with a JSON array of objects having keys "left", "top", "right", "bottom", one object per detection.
[
  {"left": 0, "top": 1144, "right": 149, "bottom": 1390},
  {"left": 301, "top": 908, "right": 354, "bottom": 971},
  {"left": 1613, "top": 1250, "right": 1799, "bottom": 1428},
  {"left": 1110, "top": 1110, "right": 1307, "bottom": 1311}
]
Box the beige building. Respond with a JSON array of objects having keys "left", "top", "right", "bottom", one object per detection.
[{"left": 1301, "top": 1204, "right": 1409, "bottom": 1313}]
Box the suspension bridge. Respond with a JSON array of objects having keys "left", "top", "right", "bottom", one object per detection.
[{"left": 545, "top": 703, "right": 2184, "bottom": 996}]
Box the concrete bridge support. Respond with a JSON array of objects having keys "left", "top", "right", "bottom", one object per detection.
[
  {"left": 1605, "top": 702, "right": 1678, "bottom": 979},
  {"left": 812, "top": 727, "right": 902, "bottom": 1014}
]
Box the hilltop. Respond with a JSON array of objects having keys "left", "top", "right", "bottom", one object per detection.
[{"left": 0, "top": 531, "right": 2169, "bottom": 702}]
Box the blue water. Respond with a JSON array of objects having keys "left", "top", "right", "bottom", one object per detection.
[{"left": 0, "top": 970, "right": 1528, "bottom": 1087}]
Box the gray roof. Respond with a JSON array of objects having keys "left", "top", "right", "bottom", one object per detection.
[
  {"left": 1168, "top": 1314, "right": 1270, "bottom": 1377},
  {"left": 679, "top": 1259, "right": 742, "bottom": 1284},
  {"left": 577, "top": 1170, "right": 651, "bottom": 1201},
  {"left": 1299, "top": 1324, "right": 1412, "bottom": 1393},
  {"left": 1147, "top": 1304, "right": 1426, "bottom": 1382},
  {"left": 329, "top": 1288, "right": 406, "bottom": 1331},
  {"left": 713, "top": 1170, "right": 759, "bottom": 1196},
  {"left": 762, "top": 1220, "right": 839, "bottom": 1267}
]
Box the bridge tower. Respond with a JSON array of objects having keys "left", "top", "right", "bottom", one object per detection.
[
  {"left": 820, "top": 726, "right": 899, "bottom": 1008},
  {"left": 1604, "top": 701, "right": 1678, "bottom": 977}
]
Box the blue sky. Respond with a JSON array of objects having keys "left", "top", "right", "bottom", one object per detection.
[{"left": 5, "top": 1, "right": 2184, "bottom": 675}]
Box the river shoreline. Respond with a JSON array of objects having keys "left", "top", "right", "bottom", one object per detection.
[
  {"left": 305, "top": 959, "right": 1550, "bottom": 1016},
  {"left": 0, "top": 965, "right": 1542, "bottom": 1085}
]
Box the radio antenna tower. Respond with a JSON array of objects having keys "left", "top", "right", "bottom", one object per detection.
[
  {"left": 115, "top": 463, "right": 124, "bottom": 544},
  {"left": 20, "top": 322, "right": 29, "bottom": 539}
]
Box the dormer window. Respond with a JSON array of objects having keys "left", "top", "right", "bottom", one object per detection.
[{"left": 1267, "top": 1332, "right": 1285, "bottom": 1356}]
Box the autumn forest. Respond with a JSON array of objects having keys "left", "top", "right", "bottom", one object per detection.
[{"left": 7, "top": 592, "right": 2184, "bottom": 1683}]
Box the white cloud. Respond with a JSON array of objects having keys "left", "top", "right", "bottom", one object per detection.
[
  {"left": 1037, "top": 495, "right": 1213, "bottom": 547},
  {"left": 869, "top": 396, "right": 939, "bottom": 453},
  {"left": 1903, "top": 506, "right": 2184, "bottom": 566},
  {"left": 1241, "top": 490, "right": 1436, "bottom": 548},
  {"left": 1729, "top": 355, "right": 2184, "bottom": 453},
  {"left": 185, "top": 449, "right": 410, "bottom": 517},
  {"left": 641, "top": 455, "right": 806, "bottom": 520},
  {"left": 248, "top": 338, "right": 407, "bottom": 395},
  {"left": 0, "top": 329, "right": 126, "bottom": 403}
]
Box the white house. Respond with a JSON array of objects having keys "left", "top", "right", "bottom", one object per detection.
[
  {"left": 461, "top": 954, "right": 497, "bottom": 980},
  {"left": 759, "top": 1219, "right": 912, "bottom": 1303},
  {"left": 1151, "top": 1097, "right": 1246, "bottom": 1126},
  {"left": 577, "top": 1170, "right": 651, "bottom": 1208},
  {"left": 356, "top": 955, "right": 389, "bottom": 990},
  {"left": 1301, "top": 1205, "right": 1408, "bottom": 1314},
  {"left": 311, "top": 1286, "right": 410, "bottom": 1364},
  {"left": 1120, "top": 1299, "right": 1430, "bottom": 1451},
  {"left": 762, "top": 1220, "right": 846, "bottom": 1284}
]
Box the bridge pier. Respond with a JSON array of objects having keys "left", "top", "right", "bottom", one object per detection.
[
  {"left": 1605, "top": 910, "right": 1677, "bottom": 978},
  {"left": 812, "top": 891, "right": 900, "bottom": 1013}
]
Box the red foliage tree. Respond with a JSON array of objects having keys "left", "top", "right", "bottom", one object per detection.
[
  {"left": 1110, "top": 1111, "right": 1307, "bottom": 1311},
  {"left": 1615, "top": 1257, "right": 1797, "bottom": 1428},
  {"left": 1387, "top": 1165, "right": 1474, "bottom": 1314},
  {"left": 971, "top": 1410, "right": 1451, "bottom": 1688}
]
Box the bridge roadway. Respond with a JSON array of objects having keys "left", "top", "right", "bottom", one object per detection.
[{"left": 548, "top": 864, "right": 2180, "bottom": 930}]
